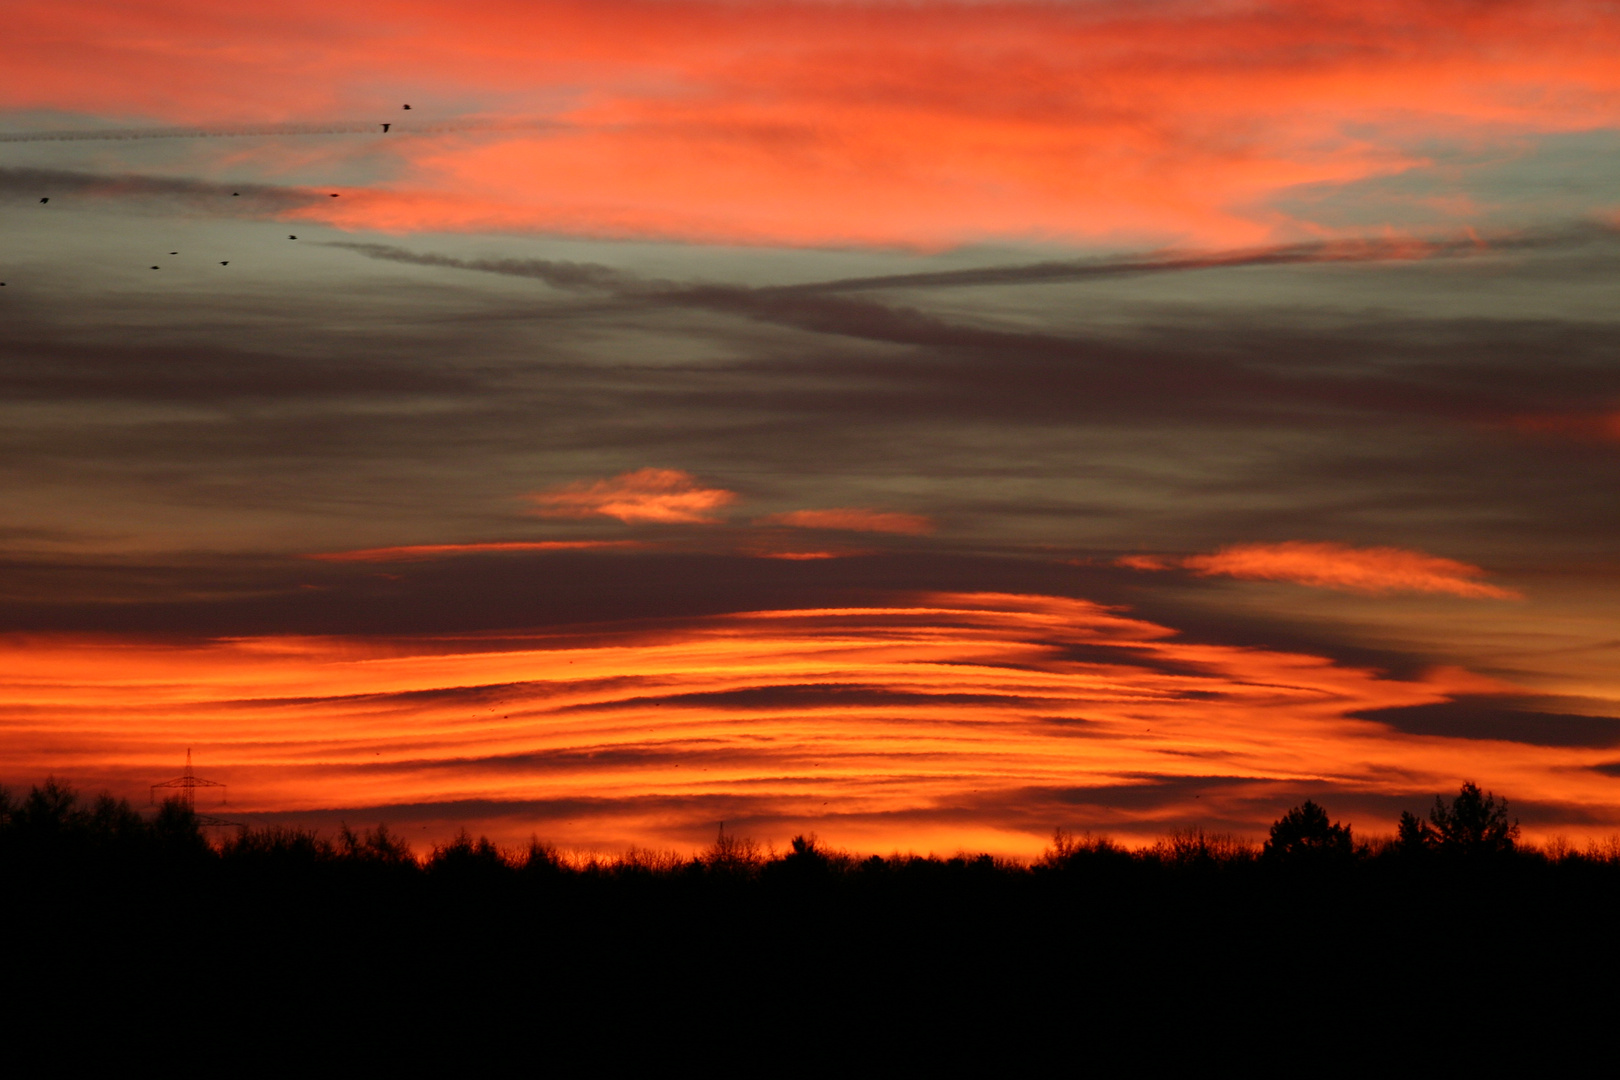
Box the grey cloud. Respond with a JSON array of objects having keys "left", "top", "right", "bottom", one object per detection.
[
  {"left": 1356, "top": 697, "right": 1620, "bottom": 748},
  {"left": 0, "top": 166, "right": 325, "bottom": 213},
  {"left": 0, "top": 117, "right": 569, "bottom": 144}
]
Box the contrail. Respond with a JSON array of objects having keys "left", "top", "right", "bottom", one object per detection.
[{"left": 0, "top": 118, "right": 569, "bottom": 144}]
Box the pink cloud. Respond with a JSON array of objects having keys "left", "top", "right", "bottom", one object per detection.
[
  {"left": 757, "top": 508, "right": 934, "bottom": 535},
  {"left": 527, "top": 469, "right": 736, "bottom": 524},
  {"left": 8, "top": 2, "right": 1619, "bottom": 247}
]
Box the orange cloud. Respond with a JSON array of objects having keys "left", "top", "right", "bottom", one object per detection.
[
  {"left": 758, "top": 509, "right": 934, "bottom": 535},
  {"left": 6, "top": 2, "right": 1619, "bottom": 246},
  {"left": 308, "top": 540, "right": 640, "bottom": 562},
  {"left": 1115, "top": 555, "right": 1174, "bottom": 572},
  {"left": 527, "top": 469, "right": 736, "bottom": 524},
  {"left": 1181, "top": 542, "right": 1520, "bottom": 599}
]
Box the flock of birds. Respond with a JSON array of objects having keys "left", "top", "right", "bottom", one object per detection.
[{"left": 2, "top": 105, "right": 415, "bottom": 287}]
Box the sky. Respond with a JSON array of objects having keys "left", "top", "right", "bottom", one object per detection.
[{"left": 3, "top": 0, "right": 1619, "bottom": 856}]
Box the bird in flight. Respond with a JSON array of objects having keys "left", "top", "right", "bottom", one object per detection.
[
  {"left": 40, "top": 197, "right": 49, "bottom": 204},
  {"left": 289, "top": 235, "right": 298, "bottom": 240},
  {"left": 381, "top": 123, "right": 391, "bottom": 132},
  {"left": 150, "top": 266, "right": 160, "bottom": 270},
  {"left": 220, "top": 261, "right": 229, "bottom": 266},
  {"left": 232, "top": 192, "right": 240, "bottom": 197},
  {"left": 403, "top": 104, "right": 411, "bottom": 110},
  {"left": 169, "top": 251, "right": 178, "bottom": 255},
  {"left": 330, "top": 193, "right": 339, "bottom": 197}
]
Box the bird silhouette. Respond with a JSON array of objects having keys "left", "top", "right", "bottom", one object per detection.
[
  {"left": 381, "top": 123, "right": 391, "bottom": 132},
  {"left": 330, "top": 193, "right": 339, "bottom": 197},
  {"left": 169, "top": 252, "right": 178, "bottom": 255},
  {"left": 151, "top": 266, "right": 160, "bottom": 270},
  {"left": 39, "top": 197, "right": 48, "bottom": 204},
  {"left": 288, "top": 235, "right": 298, "bottom": 240},
  {"left": 403, "top": 104, "right": 411, "bottom": 110},
  {"left": 220, "top": 261, "right": 229, "bottom": 266},
  {"left": 232, "top": 192, "right": 240, "bottom": 197}
]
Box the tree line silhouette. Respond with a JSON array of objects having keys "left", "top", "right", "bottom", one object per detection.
[
  {"left": 4, "top": 776, "right": 1617, "bottom": 1053},
  {"left": 0, "top": 776, "right": 1578, "bottom": 878}
]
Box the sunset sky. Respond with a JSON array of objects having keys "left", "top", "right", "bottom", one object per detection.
[{"left": 4, "top": 0, "right": 1619, "bottom": 855}]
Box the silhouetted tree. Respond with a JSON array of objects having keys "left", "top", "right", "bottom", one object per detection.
[
  {"left": 150, "top": 796, "right": 209, "bottom": 857},
  {"left": 1037, "top": 828, "right": 1133, "bottom": 873},
  {"left": 1429, "top": 781, "right": 1518, "bottom": 856},
  {"left": 1263, "top": 800, "right": 1353, "bottom": 864},
  {"left": 427, "top": 829, "right": 508, "bottom": 878},
  {"left": 703, "top": 824, "right": 764, "bottom": 877},
  {"left": 339, "top": 823, "right": 415, "bottom": 865},
  {"left": 16, "top": 777, "right": 80, "bottom": 835},
  {"left": 1396, "top": 810, "right": 1434, "bottom": 856}
]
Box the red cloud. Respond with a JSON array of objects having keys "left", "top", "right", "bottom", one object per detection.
[
  {"left": 528, "top": 469, "right": 736, "bottom": 524},
  {"left": 1508, "top": 411, "right": 1620, "bottom": 444},
  {"left": 758, "top": 509, "right": 934, "bottom": 535},
  {"left": 1180, "top": 542, "right": 1519, "bottom": 599}
]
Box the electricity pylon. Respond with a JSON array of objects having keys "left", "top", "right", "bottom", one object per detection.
[{"left": 151, "top": 749, "right": 241, "bottom": 830}]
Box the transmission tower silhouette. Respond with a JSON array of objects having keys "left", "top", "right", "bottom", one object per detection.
[{"left": 151, "top": 749, "right": 241, "bottom": 830}]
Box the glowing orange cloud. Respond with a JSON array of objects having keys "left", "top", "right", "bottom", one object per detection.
[
  {"left": 758, "top": 509, "right": 934, "bottom": 535},
  {"left": 308, "top": 540, "right": 640, "bottom": 562},
  {"left": 6, "top": 2, "right": 1619, "bottom": 246},
  {"left": 527, "top": 469, "right": 736, "bottom": 524},
  {"left": 1181, "top": 542, "right": 1519, "bottom": 599},
  {"left": 6, "top": 592, "right": 1606, "bottom": 858}
]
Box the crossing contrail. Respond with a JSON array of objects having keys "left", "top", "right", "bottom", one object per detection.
[{"left": 0, "top": 118, "right": 568, "bottom": 144}]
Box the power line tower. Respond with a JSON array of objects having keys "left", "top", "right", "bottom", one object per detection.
[{"left": 151, "top": 748, "right": 241, "bottom": 831}]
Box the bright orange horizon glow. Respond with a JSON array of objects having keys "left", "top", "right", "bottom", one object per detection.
[{"left": 3, "top": 593, "right": 1609, "bottom": 858}]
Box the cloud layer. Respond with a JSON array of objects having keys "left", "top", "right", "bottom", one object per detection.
[{"left": 7, "top": 593, "right": 1612, "bottom": 855}]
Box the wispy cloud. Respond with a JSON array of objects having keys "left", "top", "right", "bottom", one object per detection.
[
  {"left": 757, "top": 508, "right": 933, "bottom": 535},
  {"left": 527, "top": 469, "right": 736, "bottom": 525},
  {"left": 1180, "top": 542, "right": 1520, "bottom": 599},
  {"left": 309, "top": 540, "right": 640, "bottom": 563}
]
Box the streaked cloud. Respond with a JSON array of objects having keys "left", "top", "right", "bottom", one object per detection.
[
  {"left": 1509, "top": 410, "right": 1620, "bottom": 444},
  {"left": 309, "top": 540, "right": 640, "bottom": 563},
  {"left": 758, "top": 508, "right": 933, "bottom": 535},
  {"left": 527, "top": 469, "right": 737, "bottom": 525},
  {"left": 10, "top": 593, "right": 1613, "bottom": 855},
  {"left": 1181, "top": 542, "right": 1520, "bottom": 599}
]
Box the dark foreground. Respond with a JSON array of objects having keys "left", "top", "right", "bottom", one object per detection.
[{"left": 4, "top": 781, "right": 1617, "bottom": 1061}]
